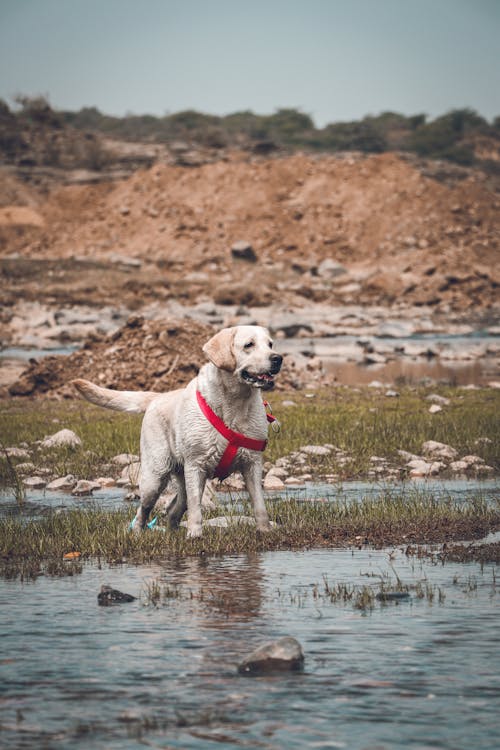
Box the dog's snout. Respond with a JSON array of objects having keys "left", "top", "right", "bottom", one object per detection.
[{"left": 270, "top": 353, "right": 283, "bottom": 373}]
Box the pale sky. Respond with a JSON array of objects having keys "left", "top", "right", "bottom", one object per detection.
[{"left": 0, "top": 0, "right": 499, "bottom": 126}]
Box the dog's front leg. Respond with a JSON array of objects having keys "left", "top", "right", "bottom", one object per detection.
[
  {"left": 242, "top": 461, "right": 271, "bottom": 532},
  {"left": 183, "top": 464, "right": 207, "bottom": 538}
]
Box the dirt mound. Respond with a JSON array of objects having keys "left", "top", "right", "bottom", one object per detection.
[
  {"left": 8, "top": 316, "right": 214, "bottom": 398},
  {"left": 1, "top": 152, "right": 498, "bottom": 312}
]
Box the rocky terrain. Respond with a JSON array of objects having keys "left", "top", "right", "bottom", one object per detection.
[{"left": 1, "top": 142, "right": 499, "bottom": 394}]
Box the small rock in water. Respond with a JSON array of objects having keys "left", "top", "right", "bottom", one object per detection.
[
  {"left": 71, "top": 479, "right": 100, "bottom": 496},
  {"left": 41, "top": 429, "right": 82, "bottom": 450},
  {"left": 238, "top": 636, "right": 304, "bottom": 675},
  {"left": 46, "top": 475, "right": 77, "bottom": 491},
  {"left": 23, "top": 476, "right": 47, "bottom": 489},
  {"left": 98, "top": 585, "right": 137, "bottom": 606}
]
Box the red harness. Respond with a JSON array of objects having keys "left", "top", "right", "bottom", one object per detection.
[{"left": 196, "top": 390, "right": 277, "bottom": 479}]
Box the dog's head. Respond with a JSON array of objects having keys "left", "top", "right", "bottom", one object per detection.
[{"left": 203, "top": 325, "right": 283, "bottom": 391}]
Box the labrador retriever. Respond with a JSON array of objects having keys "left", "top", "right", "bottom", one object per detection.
[{"left": 72, "top": 325, "right": 282, "bottom": 537}]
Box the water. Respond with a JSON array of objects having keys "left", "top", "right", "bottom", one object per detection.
[
  {"left": 1, "top": 478, "right": 499, "bottom": 520},
  {"left": 1, "top": 545, "right": 499, "bottom": 749}
]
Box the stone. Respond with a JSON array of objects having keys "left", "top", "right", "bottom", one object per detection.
[
  {"left": 426, "top": 393, "right": 451, "bottom": 405},
  {"left": 421, "top": 441, "right": 458, "bottom": 461},
  {"left": 71, "top": 480, "right": 100, "bottom": 497},
  {"left": 316, "top": 258, "right": 347, "bottom": 279},
  {"left": 121, "top": 462, "right": 141, "bottom": 486},
  {"left": 94, "top": 477, "right": 116, "bottom": 488},
  {"left": 23, "top": 476, "right": 47, "bottom": 489},
  {"left": 4, "top": 447, "right": 30, "bottom": 459},
  {"left": 98, "top": 585, "right": 136, "bottom": 606},
  {"left": 111, "top": 453, "right": 140, "bottom": 466},
  {"left": 231, "top": 241, "right": 257, "bottom": 262},
  {"left": 408, "top": 459, "right": 443, "bottom": 477},
  {"left": 449, "top": 460, "right": 469, "bottom": 474},
  {"left": 40, "top": 429, "right": 82, "bottom": 450},
  {"left": 14, "top": 462, "right": 36, "bottom": 474},
  {"left": 46, "top": 475, "right": 77, "bottom": 491},
  {"left": 265, "top": 467, "right": 288, "bottom": 480},
  {"left": 428, "top": 404, "right": 442, "bottom": 414},
  {"left": 284, "top": 477, "right": 305, "bottom": 486},
  {"left": 263, "top": 473, "right": 285, "bottom": 491},
  {"left": 385, "top": 390, "right": 400, "bottom": 398},
  {"left": 238, "top": 637, "right": 304, "bottom": 675},
  {"left": 299, "top": 445, "right": 332, "bottom": 457}
]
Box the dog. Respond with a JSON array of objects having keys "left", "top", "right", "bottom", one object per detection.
[{"left": 72, "top": 325, "right": 283, "bottom": 537}]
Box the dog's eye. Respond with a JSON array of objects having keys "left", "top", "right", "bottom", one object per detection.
[
  {"left": 268, "top": 340, "right": 273, "bottom": 349},
  {"left": 244, "top": 341, "right": 255, "bottom": 350}
]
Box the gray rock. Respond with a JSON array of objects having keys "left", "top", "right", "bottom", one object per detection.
[
  {"left": 98, "top": 585, "right": 136, "bottom": 606},
  {"left": 231, "top": 241, "right": 257, "bottom": 262},
  {"left": 4, "top": 446, "right": 31, "bottom": 459},
  {"left": 263, "top": 473, "right": 285, "bottom": 491},
  {"left": 428, "top": 404, "right": 442, "bottom": 414},
  {"left": 299, "top": 445, "right": 332, "bottom": 457},
  {"left": 71, "top": 480, "right": 100, "bottom": 496},
  {"left": 316, "top": 259, "right": 347, "bottom": 279},
  {"left": 421, "top": 441, "right": 458, "bottom": 461},
  {"left": 41, "top": 429, "right": 82, "bottom": 450},
  {"left": 121, "top": 461, "right": 141, "bottom": 486},
  {"left": 23, "top": 476, "right": 47, "bottom": 489},
  {"left": 426, "top": 393, "right": 451, "bottom": 405},
  {"left": 46, "top": 475, "right": 77, "bottom": 491},
  {"left": 238, "top": 636, "right": 304, "bottom": 675},
  {"left": 112, "top": 453, "right": 140, "bottom": 466}
]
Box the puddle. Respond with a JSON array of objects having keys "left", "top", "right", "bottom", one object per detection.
[{"left": 0, "top": 544, "right": 498, "bottom": 749}]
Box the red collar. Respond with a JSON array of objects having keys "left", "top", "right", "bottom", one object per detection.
[{"left": 196, "top": 390, "right": 276, "bottom": 479}]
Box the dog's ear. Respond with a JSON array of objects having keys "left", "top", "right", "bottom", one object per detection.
[{"left": 202, "top": 328, "right": 237, "bottom": 372}]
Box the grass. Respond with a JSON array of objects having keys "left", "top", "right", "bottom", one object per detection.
[
  {"left": 1, "top": 493, "right": 499, "bottom": 579},
  {"left": 0, "top": 386, "right": 499, "bottom": 486}
]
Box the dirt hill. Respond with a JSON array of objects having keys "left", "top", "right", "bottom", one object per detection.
[{"left": 1, "top": 150, "right": 498, "bottom": 313}]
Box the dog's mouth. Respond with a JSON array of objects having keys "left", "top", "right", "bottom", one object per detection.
[{"left": 241, "top": 369, "right": 276, "bottom": 390}]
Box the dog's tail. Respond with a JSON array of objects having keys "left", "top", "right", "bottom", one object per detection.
[{"left": 72, "top": 379, "right": 160, "bottom": 414}]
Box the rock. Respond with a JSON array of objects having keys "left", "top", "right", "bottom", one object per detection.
[
  {"left": 14, "top": 462, "right": 36, "bottom": 474},
  {"left": 263, "top": 473, "right": 285, "bottom": 491},
  {"left": 428, "top": 404, "right": 442, "bottom": 414},
  {"left": 385, "top": 390, "right": 399, "bottom": 398},
  {"left": 94, "top": 477, "right": 116, "bottom": 488},
  {"left": 71, "top": 480, "right": 100, "bottom": 496},
  {"left": 282, "top": 400, "right": 297, "bottom": 407},
  {"left": 460, "top": 455, "right": 485, "bottom": 467},
  {"left": 121, "top": 461, "right": 141, "bottom": 486},
  {"left": 408, "top": 459, "right": 444, "bottom": 477},
  {"left": 231, "top": 241, "right": 257, "bottom": 262},
  {"left": 46, "top": 475, "right": 77, "bottom": 491},
  {"left": 4, "top": 446, "right": 31, "bottom": 459},
  {"left": 40, "top": 429, "right": 82, "bottom": 450},
  {"left": 23, "top": 476, "right": 47, "bottom": 489},
  {"left": 316, "top": 258, "right": 347, "bottom": 279},
  {"left": 111, "top": 453, "right": 140, "bottom": 466},
  {"left": 238, "top": 636, "right": 304, "bottom": 675},
  {"left": 97, "top": 585, "right": 136, "bottom": 606},
  {"left": 426, "top": 393, "right": 450, "bottom": 405},
  {"left": 421, "top": 441, "right": 458, "bottom": 461},
  {"left": 299, "top": 445, "right": 332, "bottom": 457},
  {"left": 265, "top": 467, "right": 288, "bottom": 480},
  {"left": 449, "top": 460, "right": 469, "bottom": 474},
  {"left": 284, "top": 477, "right": 305, "bottom": 486}
]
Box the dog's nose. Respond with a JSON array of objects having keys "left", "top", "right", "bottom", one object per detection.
[{"left": 270, "top": 353, "right": 283, "bottom": 373}]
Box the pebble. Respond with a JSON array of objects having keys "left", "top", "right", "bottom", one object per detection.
[
  {"left": 238, "top": 637, "right": 304, "bottom": 675},
  {"left": 40, "top": 429, "right": 82, "bottom": 450},
  {"left": 46, "top": 475, "right": 77, "bottom": 491},
  {"left": 112, "top": 453, "right": 140, "bottom": 466},
  {"left": 421, "top": 441, "right": 458, "bottom": 461},
  {"left": 23, "top": 476, "right": 47, "bottom": 489},
  {"left": 428, "top": 404, "right": 442, "bottom": 413},
  {"left": 71, "top": 480, "right": 101, "bottom": 496},
  {"left": 299, "top": 445, "right": 332, "bottom": 457}
]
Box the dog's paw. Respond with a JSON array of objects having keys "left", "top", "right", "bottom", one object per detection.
[{"left": 186, "top": 525, "right": 202, "bottom": 539}]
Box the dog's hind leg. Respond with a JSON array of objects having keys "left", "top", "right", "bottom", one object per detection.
[
  {"left": 131, "top": 469, "right": 168, "bottom": 531},
  {"left": 166, "top": 474, "right": 187, "bottom": 529}
]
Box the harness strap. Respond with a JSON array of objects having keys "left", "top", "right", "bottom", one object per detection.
[{"left": 196, "top": 390, "right": 268, "bottom": 479}]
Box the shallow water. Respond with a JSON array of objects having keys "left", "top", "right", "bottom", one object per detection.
[
  {"left": 1, "top": 478, "right": 499, "bottom": 520},
  {"left": 1, "top": 544, "right": 499, "bottom": 749}
]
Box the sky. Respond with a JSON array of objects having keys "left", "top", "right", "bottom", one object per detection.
[{"left": 0, "top": 0, "right": 499, "bottom": 127}]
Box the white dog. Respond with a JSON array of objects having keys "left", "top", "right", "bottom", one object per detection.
[{"left": 72, "top": 325, "right": 283, "bottom": 537}]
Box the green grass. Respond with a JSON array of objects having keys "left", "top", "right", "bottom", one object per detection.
[
  {"left": 1, "top": 493, "right": 499, "bottom": 578},
  {"left": 1, "top": 386, "right": 499, "bottom": 486}
]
